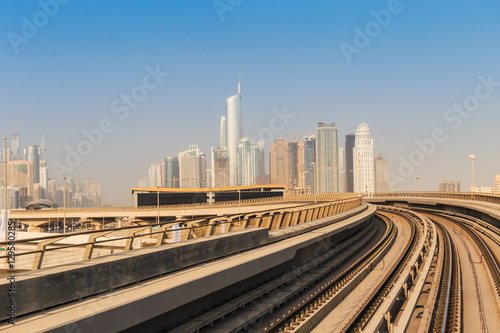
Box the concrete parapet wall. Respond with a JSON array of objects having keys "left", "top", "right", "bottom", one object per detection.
[{"left": 0, "top": 228, "right": 268, "bottom": 320}]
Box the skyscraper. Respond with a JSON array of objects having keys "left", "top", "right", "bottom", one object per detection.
[
  {"left": 162, "top": 157, "right": 179, "bottom": 188},
  {"left": 39, "top": 137, "right": 48, "bottom": 193},
  {"left": 199, "top": 152, "right": 207, "bottom": 188},
  {"left": 303, "top": 135, "right": 316, "bottom": 193},
  {"left": 286, "top": 141, "right": 305, "bottom": 190},
  {"left": 237, "top": 138, "right": 261, "bottom": 186},
  {"left": 353, "top": 123, "right": 375, "bottom": 193},
  {"left": 211, "top": 147, "right": 230, "bottom": 187},
  {"left": 345, "top": 133, "right": 355, "bottom": 192},
  {"left": 270, "top": 138, "right": 287, "bottom": 186},
  {"left": 375, "top": 155, "right": 389, "bottom": 192},
  {"left": 339, "top": 146, "right": 346, "bottom": 192},
  {"left": 179, "top": 145, "right": 203, "bottom": 188},
  {"left": 148, "top": 162, "right": 161, "bottom": 187},
  {"left": 10, "top": 129, "right": 20, "bottom": 161},
  {"left": 40, "top": 137, "right": 47, "bottom": 163},
  {"left": 220, "top": 116, "right": 227, "bottom": 149},
  {"left": 24, "top": 145, "right": 40, "bottom": 184},
  {"left": 225, "top": 74, "right": 242, "bottom": 186},
  {"left": 315, "top": 122, "right": 339, "bottom": 193}
]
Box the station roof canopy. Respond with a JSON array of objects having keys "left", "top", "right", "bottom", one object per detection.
[
  {"left": 132, "top": 185, "right": 288, "bottom": 194},
  {"left": 25, "top": 199, "right": 59, "bottom": 210}
]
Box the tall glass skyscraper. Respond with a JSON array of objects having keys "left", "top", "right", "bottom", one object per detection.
[
  {"left": 303, "top": 135, "right": 316, "bottom": 193},
  {"left": 11, "top": 130, "right": 20, "bottom": 161},
  {"left": 225, "top": 74, "right": 242, "bottom": 186},
  {"left": 237, "top": 138, "right": 260, "bottom": 186},
  {"left": 220, "top": 116, "right": 227, "bottom": 149},
  {"left": 178, "top": 145, "right": 204, "bottom": 188},
  {"left": 25, "top": 145, "right": 40, "bottom": 184},
  {"left": 345, "top": 133, "right": 355, "bottom": 192},
  {"left": 162, "top": 157, "right": 179, "bottom": 188},
  {"left": 39, "top": 137, "right": 48, "bottom": 192},
  {"left": 148, "top": 162, "right": 161, "bottom": 187},
  {"left": 315, "top": 122, "right": 339, "bottom": 193}
]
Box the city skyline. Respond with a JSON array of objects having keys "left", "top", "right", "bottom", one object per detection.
[{"left": 1, "top": 1, "right": 499, "bottom": 205}]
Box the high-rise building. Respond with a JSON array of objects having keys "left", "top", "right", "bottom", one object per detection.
[
  {"left": 161, "top": 157, "right": 179, "bottom": 188},
  {"left": 220, "top": 116, "right": 227, "bottom": 149},
  {"left": 237, "top": 138, "right": 261, "bottom": 186},
  {"left": 375, "top": 155, "right": 389, "bottom": 192},
  {"left": 258, "top": 141, "right": 265, "bottom": 183},
  {"left": 315, "top": 122, "right": 339, "bottom": 193},
  {"left": 47, "top": 179, "right": 58, "bottom": 202},
  {"left": 39, "top": 137, "right": 48, "bottom": 193},
  {"left": 0, "top": 160, "right": 34, "bottom": 206},
  {"left": 345, "top": 133, "right": 355, "bottom": 192},
  {"left": 438, "top": 181, "right": 460, "bottom": 192},
  {"left": 24, "top": 145, "right": 40, "bottom": 184},
  {"left": 0, "top": 186, "right": 21, "bottom": 209},
  {"left": 10, "top": 129, "right": 21, "bottom": 161},
  {"left": 148, "top": 162, "right": 161, "bottom": 187},
  {"left": 225, "top": 74, "right": 243, "bottom": 186},
  {"left": 40, "top": 137, "right": 47, "bottom": 163},
  {"left": 285, "top": 141, "right": 305, "bottom": 190},
  {"left": 179, "top": 145, "right": 203, "bottom": 188},
  {"left": 39, "top": 164, "right": 48, "bottom": 192},
  {"left": 338, "top": 147, "right": 346, "bottom": 192},
  {"left": 199, "top": 152, "right": 207, "bottom": 188},
  {"left": 211, "top": 148, "right": 230, "bottom": 187},
  {"left": 270, "top": 138, "right": 287, "bottom": 186},
  {"left": 303, "top": 135, "right": 316, "bottom": 193},
  {"left": 353, "top": 123, "right": 375, "bottom": 194}
]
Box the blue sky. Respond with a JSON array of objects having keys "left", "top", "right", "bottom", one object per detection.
[{"left": 1, "top": 0, "right": 499, "bottom": 205}]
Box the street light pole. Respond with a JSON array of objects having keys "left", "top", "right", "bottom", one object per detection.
[
  {"left": 157, "top": 186, "right": 160, "bottom": 224},
  {"left": 415, "top": 177, "right": 420, "bottom": 191},
  {"left": 63, "top": 177, "right": 66, "bottom": 234},
  {"left": 469, "top": 154, "right": 476, "bottom": 190},
  {"left": 2, "top": 137, "right": 7, "bottom": 242},
  {"left": 311, "top": 162, "right": 317, "bottom": 203}
]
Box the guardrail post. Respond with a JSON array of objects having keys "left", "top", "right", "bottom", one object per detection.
[{"left": 32, "top": 237, "right": 65, "bottom": 270}]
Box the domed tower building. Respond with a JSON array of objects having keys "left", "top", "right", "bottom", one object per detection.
[{"left": 353, "top": 123, "right": 375, "bottom": 193}]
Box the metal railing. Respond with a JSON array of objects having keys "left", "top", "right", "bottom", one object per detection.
[
  {"left": 1, "top": 196, "right": 363, "bottom": 271},
  {"left": 366, "top": 191, "right": 500, "bottom": 205}
]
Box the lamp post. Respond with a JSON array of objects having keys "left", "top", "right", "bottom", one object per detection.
[
  {"left": 311, "top": 162, "right": 317, "bottom": 203},
  {"left": 63, "top": 177, "right": 66, "bottom": 234},
  {"left": 157, "top": 186, "right": 160, "bottom": 224},
  {"left": 415, "top": 177, "right": 420, "bottom": 191},
  {"left": 469, "top": 154, "right": 476, "bottom": 191},
  {"left": 2, "top": 137, "right": 7, "bottom": 242}
]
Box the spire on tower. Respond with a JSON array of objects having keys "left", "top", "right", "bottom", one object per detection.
[{"left": 238, "top": 72, "right": 241, "bottom": 95}]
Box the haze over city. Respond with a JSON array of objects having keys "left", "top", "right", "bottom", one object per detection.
[{"left": 1, "top": 1, "right": 499, "bottom": 206}]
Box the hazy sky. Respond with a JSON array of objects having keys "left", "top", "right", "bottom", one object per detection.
[{"left": 1, "top": 1, "right": 499, "bottom": 206}]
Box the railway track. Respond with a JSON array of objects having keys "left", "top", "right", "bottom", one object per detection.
[
  {"left": 425, "top": 212, "right": 500, "bottom": 300},
  {"left": 259, "top": 212, "right": 398, "bottom": 333},
  {"left": 336, "top": 209, "right": 420, "bottom": 333},
  {"left": 430, "top": 220, "right": 461, "bottom": 333},
  {"left": 168, "top": 215, "right": 384, "bottom": 333}
]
